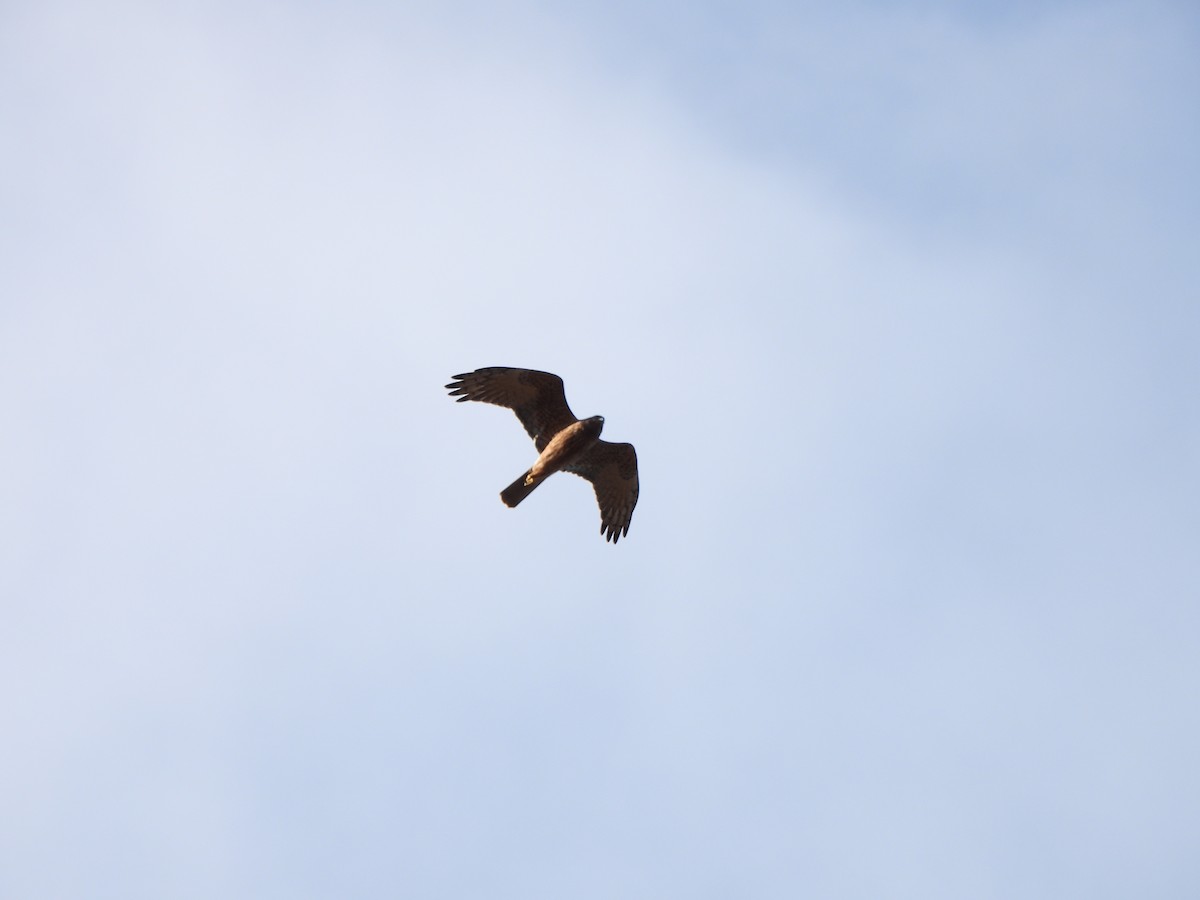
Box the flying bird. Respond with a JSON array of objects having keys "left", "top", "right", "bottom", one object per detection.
[{"left": 446, "top": 367, "right": 639, "bottom": 543}]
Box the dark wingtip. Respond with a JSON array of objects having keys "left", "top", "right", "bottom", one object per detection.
[{"left": 602, "top": 521, "right": 630, "bottom": 544}]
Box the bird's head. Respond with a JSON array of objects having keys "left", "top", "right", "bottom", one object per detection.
[{"left": 584, "top": 415, "right": 605, "bottom": 436}]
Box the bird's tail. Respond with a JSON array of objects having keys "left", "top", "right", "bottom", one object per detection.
[{"left": 500, "top": 469, "right": 538, "bottom": 508}]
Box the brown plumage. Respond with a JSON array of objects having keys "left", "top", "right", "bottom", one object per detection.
[{"left": 446, "top": 367, "right": 639, "bottom": 543}]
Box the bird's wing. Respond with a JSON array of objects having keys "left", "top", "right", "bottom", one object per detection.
[
  {"left": 566, "top": 440, "right": 639, "bottom": 543},
  {"left": 446, "top": 367, "right": 578, "bottom": 451}
]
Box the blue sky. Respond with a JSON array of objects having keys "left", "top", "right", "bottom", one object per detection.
[{"left": 2, "top": 0, "right": 1198, "bottom": 897}]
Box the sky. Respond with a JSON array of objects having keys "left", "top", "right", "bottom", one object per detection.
[{"left": 2, "top": 0, "right": 1198, "bottom": 897}]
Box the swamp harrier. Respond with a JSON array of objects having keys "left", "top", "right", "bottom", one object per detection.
[{"left": 446, "top": 367, "right": 639, "bottom": 543}]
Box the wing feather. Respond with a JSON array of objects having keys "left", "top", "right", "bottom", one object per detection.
[
  {"left": 445, "top": 367, "right": 578, "bottom": 451},
  {"left": 566, "top": 440, "right": 639, "bottom": 543}
]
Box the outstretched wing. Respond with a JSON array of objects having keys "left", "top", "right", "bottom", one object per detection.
[
  {"left": 566, "top": 440, "right": 639, "bottom": 544},
  {"left": 446, "top": 367, "right": 578, "bottom": 451}
]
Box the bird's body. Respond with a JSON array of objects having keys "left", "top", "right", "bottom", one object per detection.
[
  {"left": 446, "top": 368, "right": 639, "bottom": 543},
  {"left": 500, "top": 415, "right": 605, "bottom": 507}
]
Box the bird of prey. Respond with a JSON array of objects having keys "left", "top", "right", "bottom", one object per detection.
[{"left": 446, "top": 367, "right": 639, "bottom": 543}]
